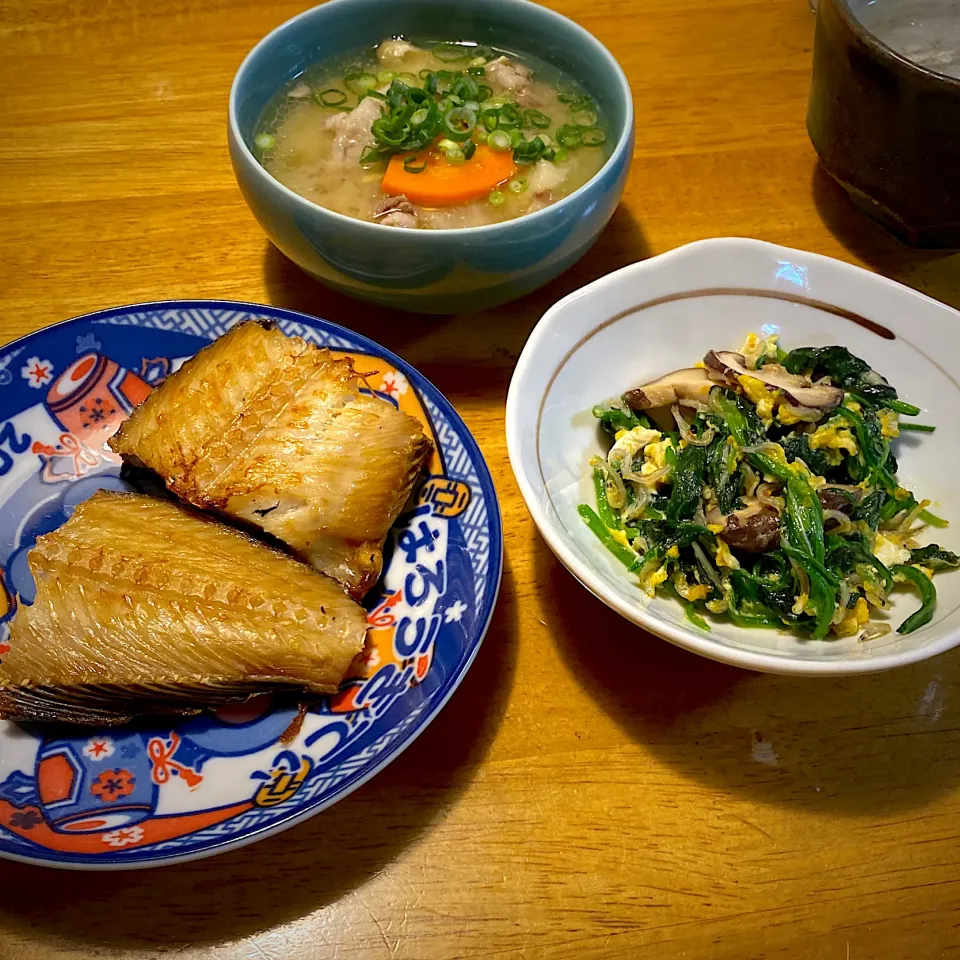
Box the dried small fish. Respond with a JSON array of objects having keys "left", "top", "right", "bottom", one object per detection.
[
  {"left": 0, "top": 491, "right": 368, "bottom": 725},
  {"left": 110, "top": 322, "right": 431, "bottom": 597}
]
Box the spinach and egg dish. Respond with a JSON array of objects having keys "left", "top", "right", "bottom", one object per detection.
[
  {"left": 581, "top": 333, "right": 957, "bottom": 639},
  {"left": 253, "top": 38, "right": 608, "bottom": 228}
]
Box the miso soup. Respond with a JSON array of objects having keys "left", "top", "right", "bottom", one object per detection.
[{"left": 253, "top": 38, "right": 610, "bottom": 229}]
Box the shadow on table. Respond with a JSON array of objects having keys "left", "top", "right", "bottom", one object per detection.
[
  {"left": 535, "top": 531, "right": 960, "bottom": 817},
  {"left": 0, "top": 561, "right": 519, "bottom": 951},
  {"left": 260, "top": 204, "right": 651, "bottom": 394},
  {"left": 812, "top": 165, "right": 960, "bottom": 311}
]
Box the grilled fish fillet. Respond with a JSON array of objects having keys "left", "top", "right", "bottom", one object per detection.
[
  {"left": 109, "top": 322, "right": 431, "bottom": 597},
  {"left": 0, "top": 491, "right": 368, "bottom": 725}
]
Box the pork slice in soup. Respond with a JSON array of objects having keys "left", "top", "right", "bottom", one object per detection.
[{"left": 254, "top": 39, "right": 609, "bottom": 229}]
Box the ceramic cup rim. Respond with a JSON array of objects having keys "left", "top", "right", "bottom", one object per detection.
[{"left": 828, "top": 0, "right": 960, "bottom": 90}]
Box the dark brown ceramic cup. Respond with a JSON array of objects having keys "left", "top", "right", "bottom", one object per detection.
[{"left": 808, "top": 0, "right": 960, "bottom": 247}]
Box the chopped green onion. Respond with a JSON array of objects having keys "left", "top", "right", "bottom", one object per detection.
[
  {"left": 572, "top": 109, "right": 598, "bottom": 127},
  {"left": 397, "top": 71, "right": 418, "bottom": 84},
  {"left": 509, "top": 128, "right": 524, "bottom": 148},
  {"left": 522, "top": 108, "right": 551, "bottom": 129},
  {"left": 410, "top": 108, "right": 429, "bottom": 127},
  {"left": 433, "top": 41, "right": 471, "bottom": 62},
  {"left": 559, "top": 93, "right": 593, "bottom": 111},
  {"left": 402, "top": 154, "right": 427, "bottom": 174},
  {"left": 553, "top": 146, "right": 569, "bottom": 163},
  {"left": 497, "top": 103, "right": 522, "bottom": 129},
  {"left": 437, "top": 138, "right": 459, "bottom": 154},
  {"left": 376, "top": 70, "right": 396, "bottom": 84},
  {"left": 474, "top": 128, "right": 489, "bottom": 144},
  {"left": 359, "top": 143, "right": 388, "bottom": 166},
  {"left": 462, "top": 139, "right": 477, "bottom": 160},
  {"left": 488, "top": 189, "right": 505, "bottom": 207},
  {"left": 512, "top": 135, "right": 546, "bottom": 164},
  {"left": 344, "top": 72, "right": 377, "bottom": 95},
  {"left": 556, "top": 123, "right": 583, "bottom": 147},
  {"left": 581, "top": 127, "right": 607, "bottom": 146},
  {"left": 446, "top": 148, "right": 466, "bottom": 164},
  {"left": 254, "top": 132, "right": 276, "bottom": 150},
  {"left": 315, "top": 88, "right": 347, "bottom": 107},
  {"left": 467, "top": 65, "right": 486, "bottom": 76},
  {"left": 899, "top": 422, "right": 936, "bottom": 432},
  {"left": 509, "top": 176, "right": 528, "bottom": 194},
  {"left": 443, "top": 106, "right": 476, "bottom": 141},
  {"left": 476, "top": 84, "right": 493, "bottom": 102},
  {"left": 487, "top": 129, "right": 512, "bottom": 152},
  {"left": 451, "top": 75, "right": 480, "bottom": 101}
]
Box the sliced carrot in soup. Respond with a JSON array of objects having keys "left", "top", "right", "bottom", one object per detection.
[{"left": 381, "top": 145, "right": 517, "bottom": 206}]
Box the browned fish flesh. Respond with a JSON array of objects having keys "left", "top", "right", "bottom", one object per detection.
[
  {"left": 0, "top": 490, "right": 369, "bottom": 725},
  {"left": 109, "top": 321, "right": 432, "bottom": 598}
]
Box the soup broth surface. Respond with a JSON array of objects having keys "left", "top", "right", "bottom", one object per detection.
[{"left": 254, "top": 39, "right": 609, "bottom": 229}]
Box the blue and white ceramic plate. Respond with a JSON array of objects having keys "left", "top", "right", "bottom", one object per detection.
[{"left": 0, "top": 301, "right": 501, "bottom": 869}]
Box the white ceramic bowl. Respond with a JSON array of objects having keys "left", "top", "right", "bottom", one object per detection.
[{"left": 507, "top": 237, "right": 960, "bottom": 675}]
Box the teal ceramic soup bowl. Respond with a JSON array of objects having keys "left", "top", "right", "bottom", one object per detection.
[{"left": 228, "top": 0, "right": 634, "bottom": 314}]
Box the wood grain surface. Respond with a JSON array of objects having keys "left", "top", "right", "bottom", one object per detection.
[{"left": 3, "top": 0, "right": 960, "bottom": 957}]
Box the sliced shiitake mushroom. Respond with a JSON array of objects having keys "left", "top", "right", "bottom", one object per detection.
[
  {"left": 624, "top": 367, "right": 713, "bottom": 410},
  {"left": 704, "top": 350, "right": 843, "bottom": 411},
  {"left": 708, "top": 499, "right": 781, "bottom": 553}
]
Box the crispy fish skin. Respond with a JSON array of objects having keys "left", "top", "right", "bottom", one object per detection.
[
  {"left": 0, "top": 491, "right": 368, "bottom": 725},
  {"left": 109, "top": 322, "right": 431, "bottom": 597}
]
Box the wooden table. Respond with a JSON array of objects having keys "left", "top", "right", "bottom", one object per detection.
[{"left": 3, "top": 0, "right": 960, "bottom": 957}]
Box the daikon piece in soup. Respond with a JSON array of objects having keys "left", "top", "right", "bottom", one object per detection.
[{"left": 253, "top": 38, "right": 610, "bottom": 229}]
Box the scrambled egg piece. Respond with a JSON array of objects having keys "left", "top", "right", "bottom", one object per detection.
[
  {"left": 792, "top": 592, "right": 809, "bottom": 615},
  {"left": 737, "top": 374, "right": 778, "bottom": 423},
  {"left": 873, "top": 531, "right": 911, "bottom": 568},
  {"left": 673, "top": 571, "right": 711, "bottom": 602},
  {"left": 879, "top": 408, "right": 900, "bottom": 439},
  {"left": 738, "top": 331, "right": 780, "bottom": 369},
  {"left": 609, "top": 529, "right": 632, "bottom": 549},
  {"left": 738, "top": 374, "right": 771, "bottom": 405},
  {"left": 666, "top": 545, "right": 680, "bottom": 559},
  {"left": 639, "top": 437, "right": 676, "bottom": 488},
  {"left": 714, "top": 538, "right": 740, "bottom": 569},
  {"left": 777, "top": 404, "right": 811, "bottom": 426},
  {"left": 609, "top": 426, "right": 661, "bottom": 464},
  {"left": 809, "top": 422, "right": 858, "bottom": 456},
  {"left": 833, "top": 597, "right": 870, "bottom": 638},
  {"left": 707, "top": 523, "right": 725, "bottom": 534},
  {"left": 640, "top": 562, "right": 669, "bottom": 597}
]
